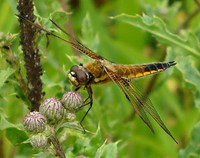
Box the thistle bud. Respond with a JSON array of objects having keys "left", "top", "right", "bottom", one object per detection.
[
  {"left": 30, "top": 134, "right": 48, "bottom": 149},
  {"left": 65, "top": 112, "right": 76, "bottom": 122},
  {"left": 62, "top": 91, "right": 84, "bottom": 111},
  {"left": 39, "top": 97, "right": 64, "bottom": 124},
  {"left": 23, "top": 111, "right": 47, "bottom": 133}
]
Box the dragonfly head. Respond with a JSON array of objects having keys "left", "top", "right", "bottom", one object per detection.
[{"left": 68, "top": 65, "right": 89, "bottom": 87}]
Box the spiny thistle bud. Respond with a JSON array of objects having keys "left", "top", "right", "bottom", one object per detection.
[
  {"left": 23, "top": 111, "right": 47, "bottom": 133},
  {"left": 62, "top": 91, "right": 84, "bottom": 111},
  {"left": 30, "top": 134, "right": 48, "bottom": 149},
  {"left": 39, "top": 97, "right": 64, "bottom": 124},
  {"left": 65, "top": 112, "right": 76, "bottom": 122}
]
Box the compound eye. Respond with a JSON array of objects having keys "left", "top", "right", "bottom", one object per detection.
[
  {"left": 76, "top": 71, "right": 87, "bottom": 83},
  {"left": 70, "top": 65, "right": 79, "bottom": 72},
  {"left": 70, "top": 71, "right": 76, "bottom": 77}
]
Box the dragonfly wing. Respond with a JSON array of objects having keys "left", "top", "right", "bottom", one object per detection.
[
  {"left": 49, "top": 19, "right": 103, "bottom": 60},
  {"left": 16, "top": 14, "right": 103, "bottom": 60},
  {"left": 129, "top": 80, "right": 177, "bottom": 143},
  {"left": 104, "top": 67, "right": 154, "bottom": 133},
  {"left": 104, "top": 67, "right": 177, "bottom": 143}
]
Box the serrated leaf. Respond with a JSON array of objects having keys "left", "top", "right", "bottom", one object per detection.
[
  {"left": 176, "top": 56, "right": 200, "bottom": 108},
  {"left": 0, "top": 68, "right": 15, "bottom": 89},
  {"left": 177, "top": 56, "right": 200, "bottom": 92},
  {"left": 95, "top": 139, "right": 107, "bottom": 158},
  {"left": 6, "top": 127, "right": 28, "bottom": 145},
  {"left": 60, "top": 122, "right": 94, "bottom": 134},
  {"left": 81, "top": 13, "right": 99, "bottom": 54},
  {"left": 14, "top": 83, "right": 30, "bottom": 106},
  {"left": 0, "top": 32, "right": 17, "bottom": 48},
  {"left": 90, "top": 124, "right": 103, "bottom": 147},
  {"left": 111, "top": 14, "right": 200, "bottom": 57},
  {"left": 100, "top": 143, "right": 118, "bottom": 158},
  {"left": 0, "top": 108, "right": 14, "bottom": 130},
  {"left": 179, "top": 122, "right": 200, "bottom": 158},
  {"left": 60, "top": 122, "right": 84, "bottom": 132}
]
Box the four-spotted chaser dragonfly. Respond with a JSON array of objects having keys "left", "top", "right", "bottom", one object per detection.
[{"left": 17, "top": 15, "right": 177, "bottom": 143}]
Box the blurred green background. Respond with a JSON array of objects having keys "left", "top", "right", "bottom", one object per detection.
[{"left": 1, "top": 0, "right": 200, "bottom": 157}]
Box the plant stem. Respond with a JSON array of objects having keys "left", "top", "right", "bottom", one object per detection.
[
  {"left": 174, "top": 0, "right": 200, "bottom": 33},
  {"left": 17, "top": 0, "right": 43, "bottom": 111},
  {"left": 49, "top": 128, "right": 66, "bottom": 158}
]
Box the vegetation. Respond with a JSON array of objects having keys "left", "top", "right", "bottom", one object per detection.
[{"left": 0, "top": 0, "right": 200, "bottom": 157}]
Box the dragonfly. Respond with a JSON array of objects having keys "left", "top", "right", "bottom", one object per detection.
[{"left": 17, "top": 14, "right": 177, "bottom": 143}]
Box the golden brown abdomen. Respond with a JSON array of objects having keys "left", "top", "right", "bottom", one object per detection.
[{"left": 109, "top": 61, "right": 176, "bottom": 79}]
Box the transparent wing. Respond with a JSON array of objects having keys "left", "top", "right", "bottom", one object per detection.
[
  {"left": 104, "top": 67, "right": 177, "bottom": 143},
  {"left": 16, "top": 14, "right": 103, "bottom": 60},
  {"left": 49, "top": 19, "right": 103, "bottom": 59}
]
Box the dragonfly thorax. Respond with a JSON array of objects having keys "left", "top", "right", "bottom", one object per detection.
[{"left": 68, "top": 65, "right": 90, "bottom": 87}]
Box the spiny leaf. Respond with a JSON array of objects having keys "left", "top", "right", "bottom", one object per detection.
[
  {"left": 176, "top": 56, "right": 200, "bottom": 108},
  {"left": 0, "top": 108, "right": 14, "bottom": 130},
  {"left": 81, "top": 13, "right": 99, "bottom": 56},
  {"left": 179, "top": 122, "right": 200, "bottom": 158},
  {"left": 177, "top": 56, "right": 200, "bottom": 92},
  {"left": 0, "top": 68, "right": 15, "bottom": 89},
  {"left": 100, "top": 142, "right": 118, "bottom": 158},
  {"left": 111, "top": 14, "right": 200, "bottom": 58},
  {"left": 95, "top": 139, "right": 107, "bottom": 158}
]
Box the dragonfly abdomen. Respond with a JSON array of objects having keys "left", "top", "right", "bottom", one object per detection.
[
  {"left": 111, "top": 61, "right": 176, "bottom": 79},
  {"left": 143, "top": 61, "right": 176, "bottom": 76}
]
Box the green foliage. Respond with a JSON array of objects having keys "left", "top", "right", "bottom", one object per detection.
[
  {"left": 0, "top": 109, "right": 28, "bottom": 145},
  {"left": 6, "top": 127, "right": 28, "bottom": 145},
  {"left": 1, "top": 0, "right": 200, "bottom": 157},
  {"left": 0, "top": 68, "right": 15, "bottom": 89},
  {"left": 179, "top": 122, "right": 200, "bottom": 158},
  {"left": 111, "top": 14, "right": 200, "bottom": 57},
  {"left": 177, "top": 56, "right": 200, "bottom": 108}
]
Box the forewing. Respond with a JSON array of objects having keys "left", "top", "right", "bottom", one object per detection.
[
  {"left": 49, "top": 19, "right": 103, "bottom": 60},
  {"left": 105, "top": 67, "right": 177, "bottom": 143},
  {"left": 17, "top": 14, "right": 103, "bottom": 60}
]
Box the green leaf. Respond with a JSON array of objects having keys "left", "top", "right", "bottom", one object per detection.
[
  {"left": 90, "top": 124, "right": 103, "bottom": 147},
  {"left": 14, "top": 83, "right": 30, "bottom": 106},
  {"left": 0, "top": 68, "right": 15, "bottom": 89},
  {"left": 82, "top": 13, "right": 99, "bottom": 55},
  {"left": 32, "top": 152, "right": 56, "bottom": 158},
  {"left": 0, "top": 108, "right": 14, "bottom": 130},
  {"left": 95, "top": 140, "right": 107, "bottom": 158},
  {"left": 6, "top": 127, "right": 28, "bottom": 145},
  {"left": 0, "top": 32, "right": 17, "bottom": 48},
  {"left": 111, "top": 14, "right": 200, "bottom": 58},
  {"left": 100, "top": 143, "right": 118, "bottom": 158},
  {"left": 179, "top": 122, "right": 200, "bottom": 158},
  {"left": 60, "top": 122, "right": 91, "bottom": 133},
  {"left": 176, "top": 56, "right": 200, "bottom": 108}
]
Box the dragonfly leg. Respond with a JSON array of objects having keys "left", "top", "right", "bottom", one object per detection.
[
  {"left": 80, "top": 86, "right": 93, "bottom": 133},
  {"left": 75, "top": 87, "right": 80, "bottom": 91},
  {"left": 76, "top": 96, "right": 90, "bottom": 112}
]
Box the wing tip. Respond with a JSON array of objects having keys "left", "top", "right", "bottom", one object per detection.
[{"left": 168, "top": 133, "right": 178, "bottom": 144}]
